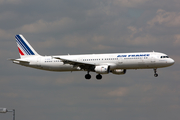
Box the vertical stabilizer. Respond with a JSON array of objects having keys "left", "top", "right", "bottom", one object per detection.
[{"left": 15, "top": 34, "right": 40, "bottom": 58}]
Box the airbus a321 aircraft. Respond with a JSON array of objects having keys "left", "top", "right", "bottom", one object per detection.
[{"left": 10, "top": 34, "right": 175, "bottom": 80}]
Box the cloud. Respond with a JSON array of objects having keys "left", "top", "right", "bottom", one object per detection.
[
  {"left": 92, "top": 44, "right": 114, "bottom": 50},
  {"left": 126, "top": 34, "right": 159, "bottom": 45},
  {"left": 107, "top": 87, "right": 129, "bottom": 97},
  {"left": 112, "top": 0, "right": 148, "bottom": 7},
  {"left": 0, "top": 0, "right": 22, "bottom": 4},
  {"left": 62, "top": 35, "right": 88, "bottom": 48},
  {"left": 173, "top": 34, "right": 180, "bottom": 46},
  {"left": 20, "top": 17, "right": 74, "bottom": 33},
  {"left": 2, "top": 92, "right": 18, "bottom": 98},
  {"left": 127, "top": 26, "right": 142, "bottom": 36},
  {"left": 53, "top": 76, "right": 77, "bottom": 85},
  {"left": 0, "top": 29, "right": 13, "bottom": 39},
  {"left": 126, "top": 26, "right": 158, "bottom": 46},
  {"left": 148, "top": 9, "right": 180, "bottom": 27}
]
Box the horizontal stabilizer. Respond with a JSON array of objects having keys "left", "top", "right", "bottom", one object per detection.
[{"left": 8, "top": 59, "right": 29, "bottom": 64}]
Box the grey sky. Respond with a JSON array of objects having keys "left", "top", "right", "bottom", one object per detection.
[{"left": 0, "top": 0, "right": 180, "bottom": 120}]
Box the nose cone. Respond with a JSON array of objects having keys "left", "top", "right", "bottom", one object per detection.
[{"left": 168, "top": 58, "right": 175, "bottom": 65}]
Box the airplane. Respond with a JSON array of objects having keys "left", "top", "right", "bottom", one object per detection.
[{"left": 10, "top": 34, "right": 175, "bottom": 80}]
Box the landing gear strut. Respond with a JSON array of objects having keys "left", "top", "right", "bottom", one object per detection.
[
  {"left": 96, "top": 74, "right": 102, "bottom": 80},
  {"left": 153, "top": 69, "right": 158, "bottom": 77}
]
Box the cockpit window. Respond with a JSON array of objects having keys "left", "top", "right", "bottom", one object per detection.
[{"left": 160, "top": 56, "right": 169, "bottom": 58}]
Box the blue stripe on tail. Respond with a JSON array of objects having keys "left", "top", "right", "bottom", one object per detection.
[
  {"left": 15, "top": 35, "right": 35, "bottom": 55},
  {"left": 16, "top": 36, "right": 29, "bottom": 55}
]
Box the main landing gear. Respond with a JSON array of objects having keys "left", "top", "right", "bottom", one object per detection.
[
  {"left": 85, "top": 72, "right": 102, "bottom": 80},
  {"left": 85, "top": 72, "right": 91, "bottom": 79},
  {"left": 96, "top": 74, "right": 102, "bottom": 80},
  {"left": 153, "top": 69, "right": 158, "bottom": 77}
]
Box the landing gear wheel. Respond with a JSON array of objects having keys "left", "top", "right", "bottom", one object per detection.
[
  {"left": 85, "top": 74, "right": 91, "bottom": 79},
  {"left": 96, "top": 74, "right": 102, "bottom": 80},
  {"left": 154, "top": 74, "right": 158, "bottom": 77},
  {"left": 153, "top": 69, "right": 158, "bottom": 77}
]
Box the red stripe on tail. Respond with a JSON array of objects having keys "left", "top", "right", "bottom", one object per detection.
[{"left": 18, "top": 47, "right": 25, "bottom": 55}]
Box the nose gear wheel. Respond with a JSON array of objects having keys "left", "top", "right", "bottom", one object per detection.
[{"left": 153, "top": 69, "right": 158, "bottom": 77}]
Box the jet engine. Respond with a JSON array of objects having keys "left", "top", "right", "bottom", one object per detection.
[
  {"left": 111, "top": 69, "right": 126, "bottom": 75},
  {"left": 94, "top": 65, "right": 110, "bottom": 74}
]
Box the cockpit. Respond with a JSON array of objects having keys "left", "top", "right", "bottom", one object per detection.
[{"left": 160, "top": 56, "right": 169, "bottom": 58}]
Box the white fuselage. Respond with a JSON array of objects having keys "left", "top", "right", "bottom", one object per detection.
[
  {"left": 15, "top": 52, "right": 174, "bottom": 72},
  {"left": 12, "top": 34, "right": 175, "bottom": 79}
]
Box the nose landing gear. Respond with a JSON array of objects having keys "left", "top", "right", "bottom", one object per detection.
[{"left": 153, "top": 69, "right": 158, "bottom": 77}]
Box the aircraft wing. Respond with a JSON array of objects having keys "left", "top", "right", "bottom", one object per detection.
[{"left": 53, "top": 57, "right": 96, "bottom": 71}]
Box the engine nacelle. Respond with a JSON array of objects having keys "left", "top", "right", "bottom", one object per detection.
[
  {"left": 94, "top": 65, "right": 110, "bottom": 74},
  {"left": 111, "top": 69, "right": 126, "bottom": 75}
]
